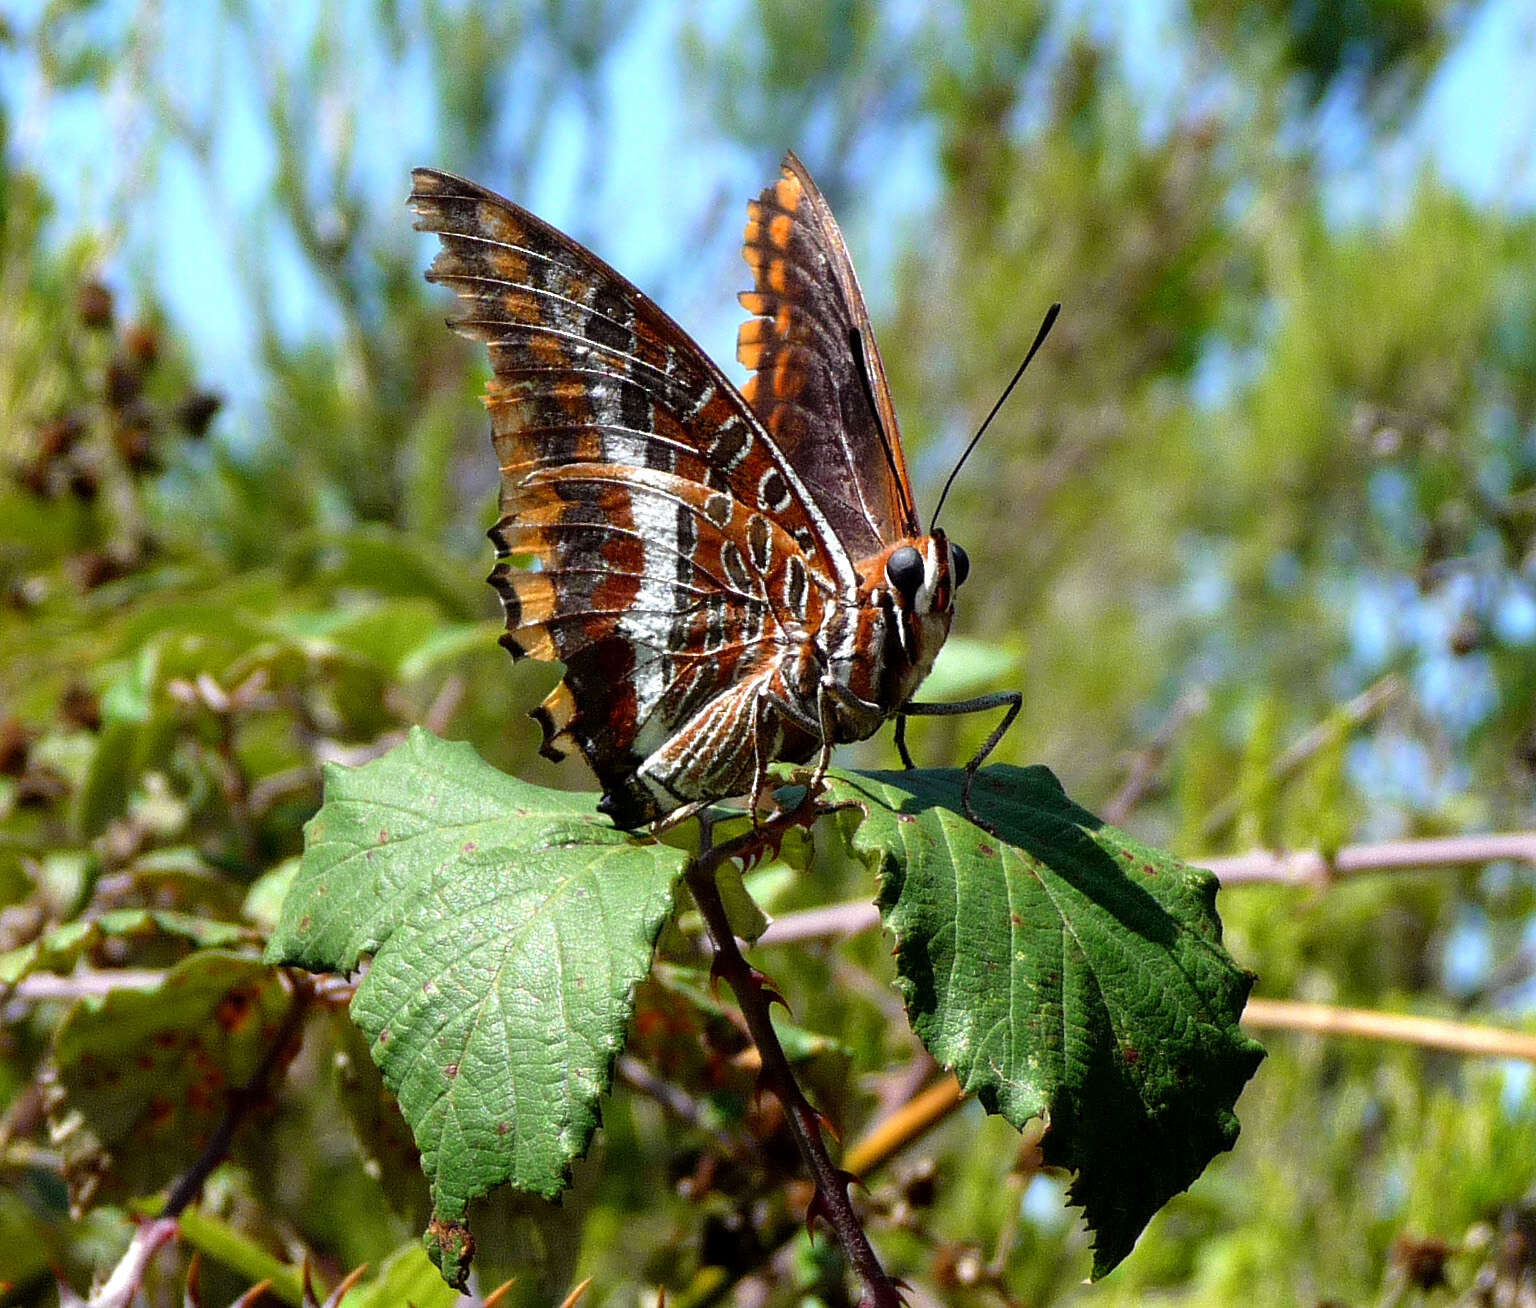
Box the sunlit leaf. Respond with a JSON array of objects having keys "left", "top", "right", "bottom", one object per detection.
[{"left": 267, "top": 728, "right": 686, "bottom": 1286}]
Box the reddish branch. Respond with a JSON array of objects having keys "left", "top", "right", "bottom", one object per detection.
[
  {"left": 686, "top": 811, "right": 904, "bottom": 1308},
  {"left": 1203, "top": 831, "right": 1536, "bottom": 885}
]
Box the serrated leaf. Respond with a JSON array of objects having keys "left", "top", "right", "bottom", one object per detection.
[
  {"left": 265, "top": 727, "right": 686, "bottom": 1286},
  {"left": 826, "top": 765, "right": 1264, "bottom": 1278},
  {"left": 47, "top": 951, "right": 293, "bottom": 1210},
  {"left": 0, "top": 908, "right": 255, "bottom": 988}
]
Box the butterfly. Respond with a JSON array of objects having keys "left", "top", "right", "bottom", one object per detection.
[{"left": 410, "top": 154, "right": 1045, "bottom": 830}]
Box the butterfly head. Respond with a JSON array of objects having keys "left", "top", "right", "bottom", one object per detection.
[{"left": 864, "top": 531, "right": 969, "bottom": 693}]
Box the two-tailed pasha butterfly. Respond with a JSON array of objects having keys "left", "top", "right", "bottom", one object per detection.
[{"left": 411, "top": 154, "right": 1054, "bottom": 829}]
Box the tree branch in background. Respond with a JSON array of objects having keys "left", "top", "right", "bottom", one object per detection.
[
  {"left": 758, "top": 834, "right": 1536, "bottom": 937},
  {"left": 1202, "top": 831, "right": 1536, "bottom": 886},
  {"left": 1242, "top": 1000, "right": 1536, "bottom": 1062},
  {"left": 1102, "top": 686, "right": 1210, "bottom": 825},
  {"left": 1199, "top": 674, "right": 1402, "bottom": 843},
  {"left": 843, "top": 1076, "right": 967, "bottom": 1180}
]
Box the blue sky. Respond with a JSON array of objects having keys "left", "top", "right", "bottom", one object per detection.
[{"left": 4, "top": 0, "right": 1533, "bottom": 434}]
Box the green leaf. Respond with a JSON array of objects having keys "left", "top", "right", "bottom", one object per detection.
[
  {"left": 714, "top": 861, "right": 771, "bottom": 942},
  {"left": 242, "top": 858, "right": 300, "bottom": 935},
  {"left": 47, "top": 952, "right": 293, "bottom": 1210},
  {"left": 338, "top": 1241, "right": 461, "bottom": 1308},
  {"left": 918, "top": 634, "right": 1026, "bottom": 701},
  {"left": 826, "top": 765, "right": 1264, "bottom": 1278},
  {"left": 174, "top": 1207, "right": 307, "bottom": 1305},
  {"left": 0, "top": 908, "right": 254, "bottom": 988},
  {"left": 266, "top": 727, "right": 686, "bottom": 1286},
  {"left": 396, "top": 619, "right": 503, "bottom": 681}
]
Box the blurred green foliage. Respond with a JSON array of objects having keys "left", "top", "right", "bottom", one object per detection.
[{"left": 4, "top": 1, "right": 1536, "bottom": 1305}]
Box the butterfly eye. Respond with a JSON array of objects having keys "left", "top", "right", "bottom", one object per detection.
[
  {"left": 886, "top": 546, "right": 925, "bottom": 600},
  {"left": 951, "top": 544, "right": 970, "bottom": 588}
]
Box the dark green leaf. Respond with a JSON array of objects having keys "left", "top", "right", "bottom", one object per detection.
[
  {"left": 826, "top": 765, "right": 1265, "bottom": 1277},
  {"left": 330, "top": 1010, "right": 432, "bottom": 1231}
]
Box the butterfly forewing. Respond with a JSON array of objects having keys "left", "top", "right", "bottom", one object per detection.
[
  {"left": 737, "top": 153, "right": 920, "bottom": 559},
  {"left": 409, "top": 168, "right": 856, "bottom": 825}
]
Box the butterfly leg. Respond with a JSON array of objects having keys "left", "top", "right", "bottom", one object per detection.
[
  {"left": 893, "top": 712, "right": 916, "bottom": 770},
  {"left": 748, "top": 686, "right": 776, "bottom": 831},
  {"left": 649, "top": 797, "right": 715, "bottom": 840},
  {"left": 805, "top": 678, "right": 840, "bottom": 802},
  {"left": 897, "top": 690, "right": 1023, "bottom": 830}
]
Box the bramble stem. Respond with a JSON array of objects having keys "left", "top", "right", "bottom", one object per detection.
[{"left": 685, "top": 811, "right": 903, "bottom": 1308}]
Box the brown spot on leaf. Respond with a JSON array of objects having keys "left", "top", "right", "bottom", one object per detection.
[
  {"left": 445, "top": 1064, "right": 459, "bottom": 1078},
  {"left": 463, "top": 841, "right": 478, "bottom": 854},
  {"left": 215, "top": 985, "right": 260, "bottom": 1034}
]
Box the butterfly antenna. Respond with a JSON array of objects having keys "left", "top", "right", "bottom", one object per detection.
[{"left": 930, "top": 302, "right": 1061, "bottom": 531}]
